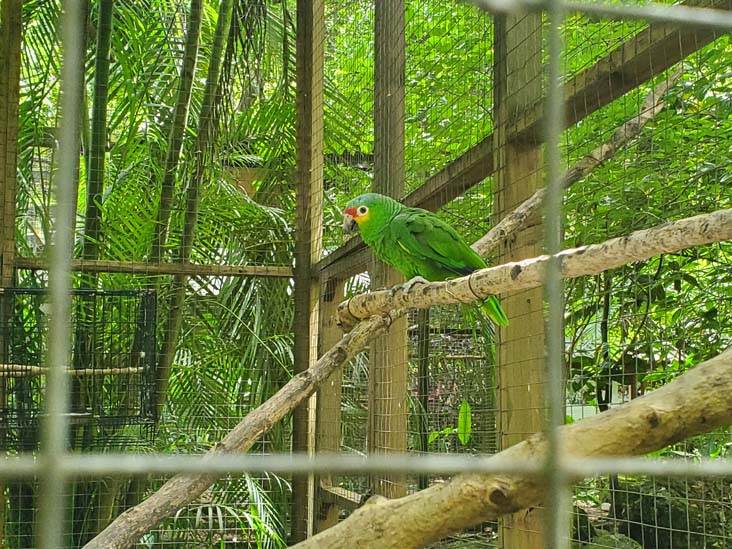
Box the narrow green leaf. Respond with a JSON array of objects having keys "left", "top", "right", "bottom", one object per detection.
[{"left": 457, "top": 400, "right": 472, "bottom": 446}]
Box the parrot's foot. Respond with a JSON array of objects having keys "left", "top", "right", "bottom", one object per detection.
[{"left": 397, "top": 276, "right": 430, "bottom": 295}]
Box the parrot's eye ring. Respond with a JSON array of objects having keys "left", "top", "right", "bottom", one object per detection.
[{"left": 357, "top": 206, "right": 368, "bottom": 216}]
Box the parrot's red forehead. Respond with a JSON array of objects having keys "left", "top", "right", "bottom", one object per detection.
[{"left": 344, "top": 206, "right": 357, "bottom": 216}]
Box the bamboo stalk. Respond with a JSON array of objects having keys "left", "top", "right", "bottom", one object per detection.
[
  {"left": 0, "top": 365, "right": 144, "bottom": 377},
  {"left": 150, "top": 0, "right": 203, "bottom": 264},
  {"left": 154, "top": 0, "right": 235, "bottom": 420}
]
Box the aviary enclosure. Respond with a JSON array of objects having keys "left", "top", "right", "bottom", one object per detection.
[{"left": 0, "top": 0, "right": 731, "bottom": 547}]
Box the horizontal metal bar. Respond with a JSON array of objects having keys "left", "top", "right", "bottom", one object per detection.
[
  {"left": 564, "top": 456, "right": 732, "bottom": 477},
  {"left": 1, "top": 453, "right": 731, "bottom": 478},
  {"left": 468, "top": 0, "right": 732, "bottom": 29}
]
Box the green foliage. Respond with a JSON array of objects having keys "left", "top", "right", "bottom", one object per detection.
[
  {"left": 13, "top": 0, "right": 732, "bottom": 545},
  {"left": 457, "top": 399, "right": 472, "bottom": 446},
  {"left": 427, "top": 399, "right": 473, "bottom": 447}
]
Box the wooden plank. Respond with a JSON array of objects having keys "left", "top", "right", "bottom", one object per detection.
[
  {"left": 493, "top": 13, "right": 546, "bottom": 548},
  {"left": 368, "top": 0, "right": 408, "bottom": 501},
  {"left": 292, "top": 0, "right": 325, "bottom": 541},
  {"left": 313, "top": 279, "right": 346, "bottom": 533},
  {"left": 0, "top": 5, "right": 22, "bottom": 543},
  {"left": 14, "top": 257, "right": 293, "bottom": 278},
  {"left": 319, "top": 484, "right": 362, "bottom": 511},
  {"left": 316, "top": 0, "right": 728, "bottom": 283}
]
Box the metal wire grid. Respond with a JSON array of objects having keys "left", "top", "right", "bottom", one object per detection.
[
  {"left": 6, "top": 1, "right": 728, "bottom": 546},
  {"left": 403, "top": 1, "right": 493, "bottom": 193},
  {"left": 11, "top": 0, "right": 295, "bottom": 546}
]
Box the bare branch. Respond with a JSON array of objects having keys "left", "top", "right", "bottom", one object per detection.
[
  {"left": 292, "top": 347, "right": 732, "bottom": 549},
  {"left": 338, "top": 208, "right": 732, "bottom": 329}
]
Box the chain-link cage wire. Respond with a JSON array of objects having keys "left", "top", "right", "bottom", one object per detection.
[
  {"left": 560, "top": 21, "right": 732, "bottom": 548},
  {"left": 12, "top": 0, "right": 296, "bottom": 546},
  {"left": 327, "top": 1, "right": 732, "bottom": 548},
  {"left": 323, "top": 1, "right": 497, "bottom": 536},
  {"left": 5, "top": 0, "right": 732, "bottom": 547}
]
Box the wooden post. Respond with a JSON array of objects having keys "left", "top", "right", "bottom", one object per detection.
[
  {"left": 0, "top": 2, "right": 22, "bottom": 545},
  {"left": 493, "top": 13, "right": 547, "bottom": 548},
  {"left": 0, "top": 0, "right": 21, "bottom": 287},
  {"left": 416, "top": 307, "right": 430, "bottom": 490},
  {"left": 313, "top": 278, "right": 346, "bottom": 532},
  {"left": 292, "top": 0, "right": 325, "bottom": 542},
  {"left": 368, "top": 0, "right": 408, "bottom": 499}
]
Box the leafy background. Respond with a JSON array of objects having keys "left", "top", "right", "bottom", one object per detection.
[{"left": 8, "top": 0, "right": 732, "bottom": 547}]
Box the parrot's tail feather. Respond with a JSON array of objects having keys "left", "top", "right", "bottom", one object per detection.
[{"left": 481, "top": 295, "right": 509, "bottom": 327}]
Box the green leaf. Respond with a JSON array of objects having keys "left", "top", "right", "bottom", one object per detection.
[{"left": 457, "top": 400, "right": 472, "bottom": 446}]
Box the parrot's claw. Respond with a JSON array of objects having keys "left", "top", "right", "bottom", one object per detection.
[{"left": 399, "top": 276, "right": 430, "bottom": 295}]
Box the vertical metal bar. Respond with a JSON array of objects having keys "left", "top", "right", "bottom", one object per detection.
[
  {"left": 544, "top": 0, "right": 570, "bottom": 546},
  {"left": 37, "top": 1, "right": 85, "bottom": 547}
]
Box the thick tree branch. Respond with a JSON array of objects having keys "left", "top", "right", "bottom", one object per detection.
[
  {"left": 473, "top": 70, "right": 679, "bottom": 258},
  {"left": 84, "top": 312, "right": 402, "bottom": 549},
  {"left": 337, "top": 208, "right": 732, "bottom": 329},
  {"left": 292, "top": 347, "right": 732, "bottom": 549}
]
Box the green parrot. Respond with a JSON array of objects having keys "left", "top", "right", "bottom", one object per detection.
[{"left": 343, "top": 192, "right": 508, "bottom": 326}]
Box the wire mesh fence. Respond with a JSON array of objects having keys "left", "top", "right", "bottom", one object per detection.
[{"left": 1, "top": 0, "right": 732, "bottom": 547}]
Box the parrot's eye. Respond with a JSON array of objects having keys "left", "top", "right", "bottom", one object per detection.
[{"left": 357, "top": 206, "right": 368, "bottom": 216}]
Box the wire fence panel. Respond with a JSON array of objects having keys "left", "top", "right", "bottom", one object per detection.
[{"left": 1, "top": 0, "right": 732, "bottom": 547}]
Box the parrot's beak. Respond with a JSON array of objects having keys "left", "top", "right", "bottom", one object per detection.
[{"left": 343, "top": 212, "right": 358, "bottom": 234}]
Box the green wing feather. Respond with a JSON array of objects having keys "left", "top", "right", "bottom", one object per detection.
[{"left": 380, "top": 208, "right": 509, "bottom": 327}]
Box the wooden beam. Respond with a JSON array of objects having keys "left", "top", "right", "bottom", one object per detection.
[
  {"left": 0, "top": 0, "right": 21, "bottom": 287},
  {"left": 0, "top": 365, "right": 144, "bottom": 377},
  {"left": 292, "top": 0, "right": 325, "bottom": 541},
  {"left": 493, "top": 12, "right": 546, "bottom": 548},
  {"left": 0, "top": 6, "right": 22, "bottom": 543},
  {"left": 315, "top": 0, "right": 728, "bottom": 282},
  {"left": 314, "top": 279, "right": 347, "bottom": 533},
  {"left": 509, "top": 0, "right": 732, "bottom": 144},
  {"left": 14, "top": 257, "right": 293, "bottom": 278},
  {"left": 368, "top": 0, "right": 408, "bottom": 501},
  {"left": 319, "top": 484, "right": 362, "bottom": 511}
]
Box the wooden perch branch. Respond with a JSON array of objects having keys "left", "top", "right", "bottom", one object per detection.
[
  {"left": 84, "top": 312, "right": 401, "bottom": 549},
  {"left": 473, "top": 70, "right": 680, "bottom": 258},
  {"left": 337, "top": 208, "right": 732, "bottom": 329},
  {"left": 292, "top": 347, "right": 732, "bottom": 549}
]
